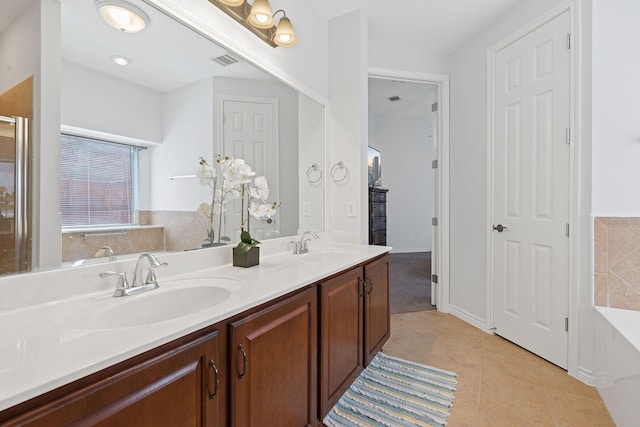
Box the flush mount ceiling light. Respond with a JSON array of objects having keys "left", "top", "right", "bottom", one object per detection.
[
  {"left": 207, "top": 0, "right": 297, "bottom": 48},
  {"left": 112, "top": 55, "right": 132, "bottom": 66},
  {"left": 95, "top": 0, "right": 150, "bottom": 33}
]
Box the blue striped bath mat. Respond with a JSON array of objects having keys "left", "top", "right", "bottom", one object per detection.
[{"left": 324, "top": 352, "right": 458, "bottom": 427}]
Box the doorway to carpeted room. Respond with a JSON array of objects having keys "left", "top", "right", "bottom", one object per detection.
[{"left": 390, "top": 252, "right": 436, "bottom": 314}]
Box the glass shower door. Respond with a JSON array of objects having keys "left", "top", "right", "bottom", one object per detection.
[{"left": 0, "top": 115, "right": 30, "bottom": 275}]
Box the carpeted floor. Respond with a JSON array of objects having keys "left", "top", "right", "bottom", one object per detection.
[{"left": 390, "top": 252, "right": 436, "bottom": 314}]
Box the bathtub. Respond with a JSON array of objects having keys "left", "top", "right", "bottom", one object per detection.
[{"left": 594, "top": 307, "right": 640, "bottom": 426}]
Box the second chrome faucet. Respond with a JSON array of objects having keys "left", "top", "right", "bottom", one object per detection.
[
  {"left": 291, "top": 231, "right": 319, "bottom": 255},
  {"left": 100, "top": 252, "right": 167, "bottom": 297}
]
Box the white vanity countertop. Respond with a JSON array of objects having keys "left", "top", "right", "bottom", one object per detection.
[{"left": 0, "top": 241, "right": 390, "bottom": 412}]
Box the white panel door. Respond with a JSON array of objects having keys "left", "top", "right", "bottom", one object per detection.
[
  {"left": 492, "top": 11, "right": 570, "bottom": 368},
  {"left": 222, "top": 99, "right": 278, "bottom": 242}
]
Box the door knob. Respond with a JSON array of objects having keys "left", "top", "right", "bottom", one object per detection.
[{"left": 492, "top": 224, "right": 508, "bottom": 232}]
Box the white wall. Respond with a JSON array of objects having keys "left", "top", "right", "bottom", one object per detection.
[
  {"left": 211, "top": 77, "right": 299, "bottom": 237},
  {"left": 150, "top": 78, "right": 214, "bottom": 212},
  {"left": 147, "top": 0, "right": 329, "bottom": 102},
  {"left": 370, "top": 109, "right": 434, "bottom": 253},
  {"left": 328, "top": 10, "right": 369, "bottom": 242},
  {"left": 298, "top": 93, "right": 325, "bottom": 233},
  {"left": 0, "top": 2, "right": 40, "bottom": 93},
  {"left": 448, "top": 0, "right": 568, "bottom": 324},
  {"left": 0, "top": 0, "right": 62, "bottom": 270},
  {"left": 61, "top": 61, "right": 163, "bottom": 143},
  {"left": 592, "top": 0, "right": 640, "bottom": 215},
  {"left": 369, "top": 45, "right": 451, "bottom": 77}
]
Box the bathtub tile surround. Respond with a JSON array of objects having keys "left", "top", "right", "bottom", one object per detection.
[
  {"left": 148, "top": 210, "right": 212, "bottom": 252},
  {"left": 594, "top": 217, "right": 640, "bottom": 310}
]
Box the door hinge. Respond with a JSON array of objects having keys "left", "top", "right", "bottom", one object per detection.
[
  {"left": 432, "top": 102, "right": 438, "bottom": 112},
  {"left": 566, "top": 223, "right": 570, "bottom": 238},
  {"left": 432, "top": 159, "right": 438, "bottom": 169},
  {"left": 565, "top": 317, "right": 569, "bottom": 332},
  {"left": 567, "top": 33, "right": 571, "bottom": 50},
  {"left": 565, "top": 128, "right": 570, "bottom": 144},
  {"left": 431, "top": 274, "right": 438, "bottom": 284},
  {"left": 432, "top": 217, "right": 438, "bottom": 226}
]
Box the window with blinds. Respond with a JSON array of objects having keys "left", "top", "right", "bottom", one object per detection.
[{"left": 60, "top": 133, "right": 139, "bottom": 227}]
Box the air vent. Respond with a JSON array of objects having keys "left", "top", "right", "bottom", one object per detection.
[
  {"left": 211, "top": 53, "right": 241, "bottom": 66},
  {"left": 388, "top": 95, "right": 401, "bottom": 102}
]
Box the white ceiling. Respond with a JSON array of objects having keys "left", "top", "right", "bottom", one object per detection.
[
  {"left": 369, "top": 78, "right": 435, "bottom": 120},
  {"left": 59, "top": 0, "right": 271, "bottom": 93},
  {"left": 307, "top": 0, "right": 526, "bottom": 56}
]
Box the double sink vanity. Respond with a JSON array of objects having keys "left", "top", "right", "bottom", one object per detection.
[{"left": 0, "top": 236, "right": 391, "bottom": 426}]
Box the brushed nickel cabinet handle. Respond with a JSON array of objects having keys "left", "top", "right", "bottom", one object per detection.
[
  {"left": 238, "top": 344, "right": 248, "bottom": 379},
  {"left": 208, "top": 359, "right": 219, "bottom": 399}
]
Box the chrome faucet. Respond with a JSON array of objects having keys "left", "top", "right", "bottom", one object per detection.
[
  {"left": 132, "top": 252, "right": 168, "bottom": 288},
  {"left": 292, "top": 231, "right": 319, "bottom": 255},
  {"left": 99, "top": 252, "right": 167, "bottom": 297},
  {"left": 96, "top": 245, "right": 116, "bottom": 261}
]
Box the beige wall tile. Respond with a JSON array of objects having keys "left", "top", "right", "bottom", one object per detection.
[
  {"left": 594, "top": 273, "right": 608, "bottom": 307},
  {"left": 608, "top": 272, "right": 640, "bottom": 311},
  {"left": 594, "top": 218, "right": 608, "bottom": 273}
]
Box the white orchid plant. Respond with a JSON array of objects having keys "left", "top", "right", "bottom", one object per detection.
[{"left": 197, "top": 156, "right": 279, "bottom": 253}]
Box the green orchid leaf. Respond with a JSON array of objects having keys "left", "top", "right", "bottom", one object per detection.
[
  {"left": 235, "top": 241, "right": 253, "bottom": 254},
  {"left": 240, "top": 231, "right": 253, "bottom": 244}
]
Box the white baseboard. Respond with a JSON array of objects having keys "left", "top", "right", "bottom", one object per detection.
[
  {"left": 574, "top": 366, "right": 596, "bottom": 387},
  {"left": 447, "top": 304, "right": 490, "bottom": 333},
  {"left": 389, "top": 248, "right": 431, "bottom": 254}
]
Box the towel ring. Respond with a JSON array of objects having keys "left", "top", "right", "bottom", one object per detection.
[
  {"left": 331, "top": 161, "right": 349, "bottom": 183},
  {"left": 306, "top": 163, "right": 323, "bottom": 184}
]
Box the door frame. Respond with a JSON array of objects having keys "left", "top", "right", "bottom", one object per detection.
[
  {"left": 368, "top": 68, "right": 450, "bottom": 312},
  {"left": 486, "top": 1, "right": 582, "bottom": 377}
]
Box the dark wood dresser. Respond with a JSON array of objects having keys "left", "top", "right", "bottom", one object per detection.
[{"left": 368, "top": 187, "right": 388, "bottom": 246}]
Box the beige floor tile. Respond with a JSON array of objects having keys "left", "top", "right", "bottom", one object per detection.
[
  {"left": 382, "top": 311, "right": 615, "bottom": 427},
  {"left": 540, "top": 363, "right": 603, "bottom": 401},
  {"left": 546, "top": 390, "right": 616, "bottom": 427},
  {"left": 478, "top": 379, "right": 555, "bottom": 426}
]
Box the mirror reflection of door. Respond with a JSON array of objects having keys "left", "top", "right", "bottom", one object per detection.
[
  {"left": 0, "top": 116, "right": 31, "bottom": 275},
  {"left": 221, "top": 98, "right": 279, "bottom": 242}
]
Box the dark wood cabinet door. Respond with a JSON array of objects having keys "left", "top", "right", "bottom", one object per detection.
[
  {"left": 230, "top": 288, "right": 318, "bottom": 427},
  {"left": 364, "top": 254, "right": 391, "bottom": 365},
  {"left": 3, "top": 330, "right": 225, "bottom": 427},
  {"left": 319, "top": 267, "right": 364, "bottom": 418}
]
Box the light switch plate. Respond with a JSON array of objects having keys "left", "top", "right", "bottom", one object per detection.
[
  {"left": 302, "top": 201, "right": 311, "bottom": 217},
  {"left": 347, "top": 201, "right": 356, "bottom": 217}
]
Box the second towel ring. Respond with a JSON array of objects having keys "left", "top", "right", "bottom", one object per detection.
[
  {"left": 331, "top": 161, "right": 349, "bottom": 183},
  {"left": 306, "top": 163, "right": 323, "bottom": 184}
]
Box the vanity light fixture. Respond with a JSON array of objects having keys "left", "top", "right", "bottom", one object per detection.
[
  {"left": 248, "top": 0, "right": 274, "bottom": 29},
  {"left": 273, "top": 10, "right": 296, "bottom": 47},
  {"left": 218, "top": 0, "right": 245, "bottom": 6},
  {"left": 207, "top": 0, "right": 297, "bottom": 48},
  {"left": 95, "top": 0, "right": 150, "bottom": 33}
]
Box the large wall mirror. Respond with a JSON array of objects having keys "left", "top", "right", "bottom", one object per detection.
[{"left": 0, "top": 0, "right": 326, "bottom": 276}]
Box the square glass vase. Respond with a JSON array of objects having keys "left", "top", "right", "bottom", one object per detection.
[{"left": 232, "top": 246, "right": 260, "bottom": 268}]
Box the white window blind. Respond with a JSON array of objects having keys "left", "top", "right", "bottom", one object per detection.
[{"left": 60, "top": 134, "right": 138, "bottom": 227}]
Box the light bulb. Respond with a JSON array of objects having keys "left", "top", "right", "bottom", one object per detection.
[{"left": 96, "top": 1, "right": 150, "bottom": 33}]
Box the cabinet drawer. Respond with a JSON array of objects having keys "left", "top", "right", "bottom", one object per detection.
[
  {"left": 371, "top": 230, "right": 386, "bottom": 245},
  {"left": 370, "top": 191, "right": 386, "bottom": 203},
  {"left": 371, "top": 217, "right": 386, "bottom": 232},
  {"left": 370, "top": 202, "right": 386, "bottom": 218}
]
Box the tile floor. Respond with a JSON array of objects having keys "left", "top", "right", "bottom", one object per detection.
[{"left": 382, "top": 310, "right": 616, "bottom": 427}]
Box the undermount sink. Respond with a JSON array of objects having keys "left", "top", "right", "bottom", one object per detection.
[{"left": 60, "top": 277, "right": 243, "bottom": 329}]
